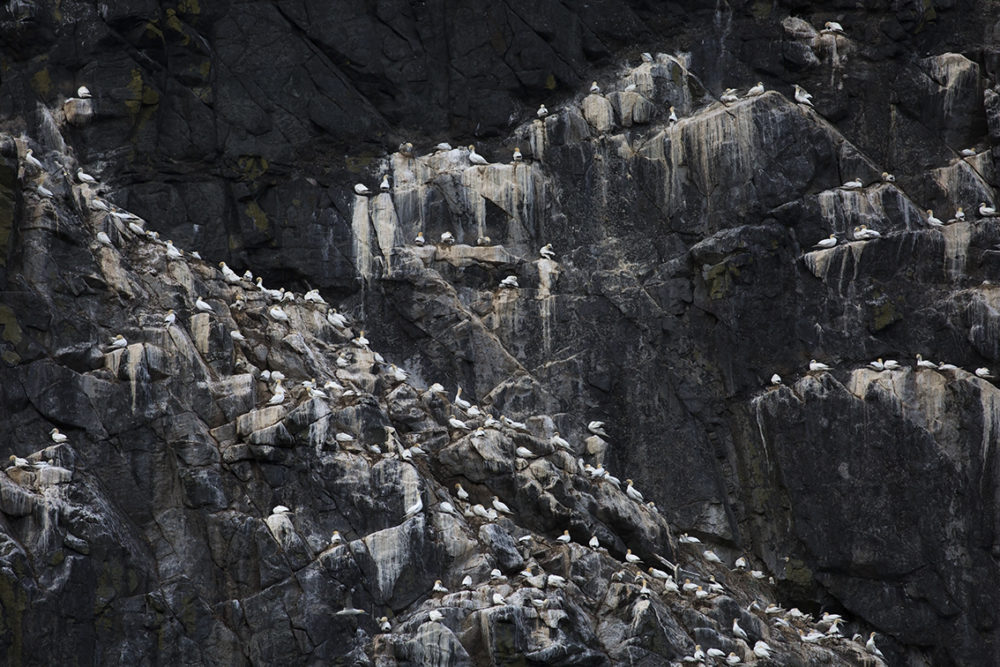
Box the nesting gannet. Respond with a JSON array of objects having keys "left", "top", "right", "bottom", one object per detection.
[
  {"left": 868, "top": 358, "right": 884, "bottom": 371},
  {"left": 881, "top": 171, "right": 895, "bottom": 183},
  {"left": 109, "top": 334, "right": 127, "bottom": 349},
  {"left": 590, "top": 81, "right": 601, "bottom": 93},
  {"left": 734, "top": 555, "right": 748, "bottom": 570},
  {"left": 448, "top": 417, "right": 470, "bottom": 431},
  {"left": 842, "top": 177, "right": 863, "bottom": 190},
  {"left": 770, "top": 373, "right": 782, "bottom": 386},
  {"left": 77, "top": 85, "right": 92, "bottom": 98},
  {"left": 625, "top": 479, "right": 644, "bottom": 502},
  {"left": 648, "top": 567, "right": 671, "bottom": 580},
  {"left": 857, "top": 225, "right": 881, "bottom": 239},
  {"left": 404, "top": 495, "right": 423, "bottom": 519},
  {"left": 515, "top": 446, "right": 534, "bottom": 459},
  {"left": 398, "top": 142, "right": 414, "bottom": 157},
  {"left": 882, "top": 359, "right": 900, "bottom": 371},
  {"left": 668, "top": 106, "right": 678, "bottom": 125},
  {"left": 809, "top": 359, "right": 831, "bottom": 372},
  {"left": 546, "top": 573, "right": 567, "bottom": 589},
  {"left": 8, "top": 455, "right": 31, "bottom": 469},
  {"left": 353, "top": 183, "right": 371, "bottom": 196},
  {"left": 960, "top": 148, "right": 977, "bottom": 157},
  {"left": 190, "top": 251, "right": 202, "bottom": 259},
  {"left": 926, "top": 210, "right": 944, "bottom": 227},
  {"left": 195, "top": 296, "right": 213, "bottom": 313},
  {"left": 733, "top": 618, "right": 749, "bottom": 640},
  {"left": 512, "top": 147, "right": 523, "bottom": 162},
  {"left": 353, "top": 330, "right": 369, "bottom": 346},
  {"left": 440, "top": 231, "right": 455, "bottom": 245},
  {"left": 725, "top": 653, "right": 741, "bottom": 665},
  {"left": 272, "top": 505, "right": 290, "bottom": 514},
  {"left": 491, "top": 496, "right": 513, "bottom": 514},
  {"left": 432, "top": 579, "right": 448, "bottom": 593},
  {"left": 428, "top": 610, "right": 444, "bottom": 622},
  {"left": 453, "top": 386, "right": 471, "bottom": 410},
  {"left": 640, "top": 52, "right": 653, "bottom": 63},
  {"left": 814, "top": 234, "right": 837, "bottom": 249},
  {"left": 557, "top": 530, "right": 572, "bottom": 543},
  {"left": 976, "top": 367, "right": 994, "bottom": 378},
  {"left": 823, "top": 21, "right": 845, "bottom": 33},
  {"left": 499, "top": 275, "right": 519, "bottom": 288},
  {"left": 50, "top": 428, "right": 68, "bottom": 443},
  {"left": 96, "top": 231, "right": 113, "bottom": 247},
  {"left": 747, "top": 82, "right": 765, "bottom": 97},
  {"left": 380, "top": 175, "right": 391, "bottom": 192},
  {"left": 90, "top": 197, "right": 110, "bottom": 212},
  {"left": 218, "top": 262, "right": 241, "bottom": 284},
  {"left": 269, "top": 305, "right": 289, "bottom": 322},
  {"left": 955, "top": 207, "right": 966, "bottom": 221},
  {"left": 625, "top": 549, "right": 641, "bottom": 564},
  {"left": 588, "top": 420, "right": 608, "bottom": 437},
  {"left": 720, "top": 88, "right": 739, "bottom": 104},
  {"left": 980, "top": 202, "right": 997, "bottom": 217},
  {"left": 36, "top": 184, "right": 54, "bottom": 199},
  {"left": 162, "top": 309, "right": 176, "bottom": 326},
  {"left": 704, "top": 549, "right": 723, "bottom": 564},
  {"left": 793, "top": 84, "right": 814, "bottom": 107},
  {"left": 303, "top": 289, "right": 325, "bottom": 304},
  {"left": 587, "top": 535, "right": 600, "bottom": 549},
  {"left": 267, "top": 380, "right": 286, "bottom": 405},
  {"left": 378, "top": 616, "right": 391, "bottom": 632},
  {"left": 678, "top": 533, "right": 700, "bottom": 544},
  {"left": 866, "top": 633, "right": 885, "bottom": 658},
  {"left": 916, "top": 354, "right": 938, "bottom": 369},
  {"left": 539, "top": 243, "right": 555, "bottom": 259},
  {"left": 467, "top": 145, "right": 489, "bottom": 165},
  {"left": 694, "top": 586, "right": 709, "bottom": 600},
  {"left": 76, "top": 169, "right": 97, "bottom": 184},
  {"left": 705, "top": 648, "right": 725, "bottom": 660},
  {"left": 551, "top": 432, "right": 570, "bottom": 449},
  {"left": 165, "top": 240, "right": 182, "bottom": 260},
  {"left": 491, "top": 592, "right": 506, "bottom": 605},
  {"left": 24, "top": 149, "right": 43, "bottom": 171}
]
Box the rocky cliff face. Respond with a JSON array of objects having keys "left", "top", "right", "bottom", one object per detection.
[{"left": 2, "top": 0, "right": 1000, "bottom": 665}]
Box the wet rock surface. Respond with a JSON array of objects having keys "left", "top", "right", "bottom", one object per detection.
[{"left": 2, "top": 1, "right": 1000, "bottom": 665}]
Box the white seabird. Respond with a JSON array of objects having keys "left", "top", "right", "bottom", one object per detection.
[
  {"left": 955, "top": 207, "right": 966, "bottom": 221},
  {"left": 512, "top": 147, "right": 522, "bottom": 162},
  {"left": 551, "top": 432, "right": 570, "bottom": 449},
  {"left": 587, "top": 535, "right": 599, "bottom": 549},
  {"left": 747, "top": 82, "right": 765, "bottom": 97},
  {"left": 882, "top": 359, "right": 901, "bottom": 371},
  {"left": 916, "top": 354, "right": 938, "bottom": 369},
  {"left": 668, "top": 106, "right": 678, "bottom": 125},
  {"left": 590, "top": 81, "right": 601, "bottom": 93},
  {"left": 975, "top": 367, "right": 993, "bottom": 379},
  {"left": 448, "top": 417, "right": 470, "bottom": 430},
  {"left": 725, "top": 653, "right": 741, "bottom": 665},
  {"left": 269, "top": 305, "right": 289, "bottom": 322},
  {"left": 720, "top": 88, "right": 739, "bottom": 104},
  {"left": 539, "top": 243, "right": 555, "bottom": 259},
  {"left": 733, "top": 618, "right": 749, "bottom": 640},
  {"left": 326, "top": 310, "right": 347, "bottom": 328},
  {"left": 267, "top": 380, "right": 286, "bottom": 405},
  {"left": 814, "top": 234, "right": 837, "bottom": 249},
  {"left": 881, "top": 171, "right": 895, "bottom": 182},
  {"left": 36, "top": 184, "right": 54, "bottom": 199},
  {"left": 24, "top": 149, "right": 43, "bottom": 171},
  {"left": 165, "top": 240, "right": 182, "bottom": 259},
  {"left": 960, "top": 148, "right": 977, "bottom": 157},
  {"left": 841, "top": 177, "right": 864, "bottom": 190},
  {"left": 809, "top": 359, "right": 831, "bottom": 372},
  {"left": 97, "top": 231, "right": 113, "bottom": 246},
  {"left": 195, "top": 296, "right": 213, "bottom": 313},
  {"left": 866, "top": 633, "right": 885, "bottom": 658},
  {"left": 557, "top": 530, "right": 572, "bottom": 543},
  {"left": 440, "top": 231, "right": 456, "bottom": 245},
  {"left": 625, "top": 479, "right": 644, "bottom": 502},
  {"left": 704, "top": 549, "right": 723, "bottom": 564},
  {"left": 272, "top": 504, "right": 290, "bottom": 514},
  {"left": 163, "top": 310, "right": 176, "bottom": 326},
  {"left": 436, "top": 142, "right": 452, "bottom": 151},
  {"left": 492, "top": 496, "right": 512, "bottom": 514},
  {"left": 926, "top": 210, "right": 944, "bottom": 227},
  {"left": 822, "top": 21, "right": 845, "bottom": 33},
  {"left": 770, "top": 373, "right": 782, "bottom": 385},
  {"left": 428, "top": 610, "right": 444, "bottom": 622},
  {"left": 492, "top": 593, "right": 506, "bottom": 605},
  {"left": 414, "top": 231, "right": 426, "bottom": 246},
  {"left": 499, "top": 275, "right": 519, "bottom": 288},
  {"left": 454, "top": 386, "right": 471, "bottom": 410},
  {"left": 868, "top": 358, "right": 884, "bottom": 371},
  {"left": 378, "top": 617, "right": 391, "bottom": 632},
  {"left": 588, "top": 420, "right": 608, "bottom": 437},
  {"left": 109, "top": 334, "right": 127, "bottom": 349},
  {"left": 353, "top": 183, "right": 371, "bottom": 195},
  {"left": 678, "top": 533, "right": 700, "bottom": 544},
  {"left": 77, "top": 85, "right": 92, "bottom": 98},
  {"left": 468, "top": 145, "right": 489, "bottom": 165},
  {"left": 793, "top": 84, "right": 814, "bottom": 107},
  {"left": 404, "top": 495, "right": 423, "bottom": 519},
  {"left": 353, "top": 330, "right": 369, "bottom": 346},
  {"left": 76, "top": 169, "right": 97, "bottom": 184},
  {"left": 979, "top": 202, "right": 997, "bottom": 217},
  {"left": 380, "top": 175, "right": 391, "bottom": 192},
  {"left": 50, "top": 428, "right": 68, "bottom": 443},
  {"left": 537, "top": 104, "right": 548, "bottom": 118},
  {"left": 303, "top": 289, "right": 325, "bottom": 304},
  {"left": 432, "top": 579, "right": 448, "bottom": 593},
  {"left": 625, "top": 549, "right": 641, "bottom": 564},
  {"left": 230, "top": 330, "right": 246, "bottom": 342}
]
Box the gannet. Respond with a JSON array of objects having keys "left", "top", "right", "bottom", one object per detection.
[
  {"left": 663, "top": 576, "right": 680, "bottom": 594},
  {"left": 8, "top": 455, "right": 32, "bottom": 469},
  {"left": 398, "top": 141, "right": 414, "bottom": 157},
  {"left": 50, "top": 428, "right": 68, "bottom": 443},
  {"left": 588, "top": 535, "right": 600, "bottom": 549},
  {"left": 96, "top": 231, "right": 112, "bottom": 246},
  {"left": 869, "top": 358, "right": 884, "bottom": 371},
  {"left": 960, "top": 148, "right": 976, "bottom": 157},
  {"left": 623, "top": 83, "right": 637, "bottom": 92},
  {"left": 492, "top": 496, "right": 513, "bottom": 514},
  {"left": 76, "top": 169, "right": 97, "bottom": 184},
  {"left": 36, "top": 184, "right": 54, "bottom": 198},
  {"left": 539, "top": 243, "right": 555, "bottom": 259},
  {"left": 809, "top": 359, "right": 831, "bottom": 372},
  {"left": 535, "top": 103, "right": 549, "bottom": 119},
  {"left": 327, "top": 310, "right": 348, "bottom": 328},
  {"left": 109, "top": 334, "right": 127, "bottom": 349},
  {"left": 303, "top": 289, "right": 325, "bottom": 304},
  {"left": 448, "top": 417, "right": 470, "bottom": 430},
  {"left": 926, "top": 210, "right": 944, "bottom": 227},
  {"left": 747, "top": 82, "right": 765, "bottom": 97},
  {"left": 435, "top": 142, "right": 453, "bottom": 151},
  {"left": 625, "top": 479, "right": 644, "bottom": 502},
  {"left": 915, "top": 354, "right": 938, "bottom": 369},
  {"left": 468, "top": 145, "right": 489, "bottom": 165},
  {"left": 881, "top": 359, "right": 900, "bottom": 370},
  {"left": 489, "top": 568, "right": 507, "bottom": 582},
  {"left": 272, "top": 505, "right": 290, "bottom": 514},
  {"left": 678, "top": 533, "right": 700, "bottom": 544},
  {"left": 219, "top": 262, "right": 241, "bottom": 283},
  {"left": 477, "top": 236, "right": 491, "bottom": 246},
  {"left": 353, "top": 183, "right": 371, "bottom": 196},
  {"left": 694, "top": 586, "right": 709, "bottom": 600},
  {"left": 857, "top": 225, "right": 881, "bottom": 239},
  {"left": 590, "top": 81, "right": 600, "bottom": 93},
  {"left": 720, "top": 88, "right": 739, "bottom": 104},
  {"left": 640, "top": 52, "right": 653, "bottom": 63},
  {"left": 706, "top": 648, "right": 725, "bottom": 660},
  {"left": 976, "top": 367, "right": 994, "bottom": 378},
  {"left": 842, "top": 177, "right": 863, "bottom": 190},
  {"left": 955, "top": 207, "right": 965, "bottom": 221},
  {"left": 378, "top": 617, "right": 391, "bottom": 632},
  {"left": 412, "top": 231, "right": 426, "bottom": 247},
  {"left": 440, "top": 231, "right": 455, "bottom": 244},
  {"left": 557, "top": 530, "right": 572, "bottom": 543},
  {"left": 330, "top": 530, "right": 344, "bottom": 546},
  {"left": 725, "top": 653, "right": 741, "bottom": 665},
  {"left": 681, "top": 578, "right": 698, "bottom": 593},
  {"left": 649, "top": 567, "right": 670, "bottom": 580},
  {"left": 733, "top": 618, "right": 749, "bottom": 640},
  {"left": 492, "top": 593, "right": 506, "bottom": 605},
  {"left": 77, "top": 85, "right": 92, "bottom": 98},
  {"left": 588, "top": 420, "right": 608, "bottom": 437},
  {"left": 797, "top": 629, "right": 822, "bottom": 642},
  {"left": 195, "top": 296, "right": 213, "bottom": 313},
  {"left": 90, "top": 197, "right": 110, "bottom": 212},
  {"left": 625, "top": 549, "right": 641, "bottom": 564},
  {"left": 432, "top": 579, "right": 448, "bottom": 593},
  {"left": 547, "top": 573, "right": 567, "bottom": 588},
  {"left": 881, "top": 171, "right": 895, "bottom": 183},
  {"left": 512, "top": 147, "right": 522, "bottom": 162},
  {"left": 190, "top": 251, "right": 201, "bottom": 259},
  {"left": 454, "top": 386, "right": 471, "bottom": 410},
  {"left": 269, "top": 305, "right": 289, "bottom": 322},
  {"left": 668, "top": 106, "right": 678, "bottom": 125},
  {"left": 814, "top": 234, "right": 837, "bottom": 249},
  {"left": 793, "top": 84, "right": 814, "bottom": 107},
  {"left": 515, "top": 446, "right": 534, "bottom": 458},
  {"left": 404, "top": 495, "right": 423, "bottom": 519},
  {"left": 428, "top": 610, "right": 444, "bottom": 622},
  {"left": 162, "top": 309, "right": 176, "bottom": 326},
  {"left": 380, "top": 175, "right": 390, "bottom": 192},
  {"left": 165, "top": 240, "right": 182, "bottom": 259},
  {"left": 704, "top": 549, "right": 723, "bottom": 564},
  {"left": 980, "top": 202, "right": 997, "bottom": 217},
  {"left": 268, "top": 381, "right": 286, "bottom": 405},
  {"left": 353, "top": 330, "right": 369, "bottom": 346},
  {"left": 24, "top": 149, "right": 43, "bottom": 171},
  {"left": 866, "top": 633, "right": 885, "bottom": 658},
  {"left": 823, "top": 21, "right": 845, "bottom": 33},
  {"left": 734, "top": 555, "right": 748, "bottom": 569},
  {"left": 499, "top": 275, "right": 519, "bottom": 288},
  {"left": 551, "top": 432, "right": 570, "bottom": 449}
]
